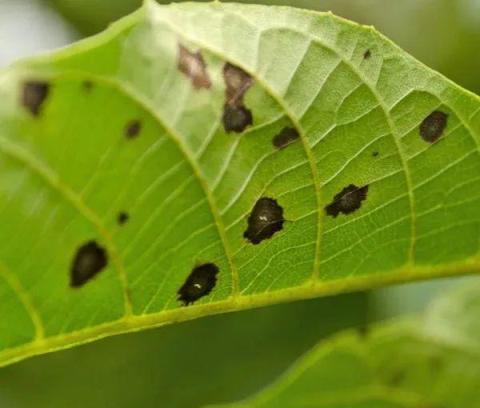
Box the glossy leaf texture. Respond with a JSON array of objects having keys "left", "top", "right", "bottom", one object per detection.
[
  {"left": 212, "top": 281, "right": 480, "bottom": 408},
  {"left": 0, "top": 1, "right": 479, "bottom": 365}
]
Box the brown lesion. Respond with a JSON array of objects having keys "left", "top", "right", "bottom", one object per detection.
[
  {"left": 419, "top": 110, "right": 448, "bottom": 143},
  {"left": 222, "top": 63, "right": 254, "bottom": 133},
  {"left": 177, "top": 44, "right": 212, "bottom": 90}
]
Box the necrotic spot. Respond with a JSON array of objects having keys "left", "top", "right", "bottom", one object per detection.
[
  {"left": 372, "top": 151, "right": 379, "bottom": 157},
  {"left": 117, "top": 211, "right": 129, "bottom": 225},
  {"left": 325, "top": 184, "right": 369, "bottom": 218},
  {"left": 70, "top": 241, "right": 108, "bottom": 288},
  {"left": 222, "top": 105, "right": 253, "bottom": 133},
  {"left": 21, "top": 81, "right": 50, "bottom": 117},
  {"left": 222, "top": 62, "right": 253, "bottom": 133},
  {"left": 363, "top": 49, "right": 372, "bottom": 59},
  {"left": 178, "top": 44, "right": 212, "bottom": 90},
  {"left": 82, "top": 81, "right": 94, "bottom": 92},
  {"left": 125, "top": 120, "right": 141, "bottom": 139},
  {"left": 420, "top": 110, "right": 448, "bottom": 143},
  {"left": 244, "top": 197, "right": 284, "bottom": 245},
  {"left": 177, "top": 263, "right": 219, "bottom": 305},
  {"left": 273, "top": 127, "right": 300, "bottom": 149}
]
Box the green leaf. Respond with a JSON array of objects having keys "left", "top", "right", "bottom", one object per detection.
[
  {"left": 211, "top": 281, "right": 480, "bottom": 408},
  {"left": 0, "top": 1, "right": 479, "bottom": 365}
]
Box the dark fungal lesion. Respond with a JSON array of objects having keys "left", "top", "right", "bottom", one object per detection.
[
  {"left": 177, "top": 263, "right": 219, "bottom": 305},
  {"left": 117, "top": 211, "right": 130, "bottom": 225},
  {"left": 70, "top": 241, "right": 108, "bottom": 288},
  {"left": 273, "top": 127, "right": 300, "bottom": 149},
  {"left": 419, "top": 110, "right": 448, "bottom": 143},
  {"left": 124, "top": 119, "right": 142, "bottom": 139},
  {"left": 21, "top": 80, "right": 50, "bottom": 117},
  {"left": 222, "top": 63, "right": 254, "bottom": 133},
  {"left": 177, "top": 44, "right": 212, "bottom": 90},
  {"left": 363, "top": 49, "right": 372, "bottom": 59},
  {"left": 325, "top": 184, "right": 369, "bottom": 218},
  {"left": 244, "top": 197, "right": 285, "bottom": 245}
]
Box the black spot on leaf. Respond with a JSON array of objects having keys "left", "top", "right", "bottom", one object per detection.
[
  {"left": 325, "top": 184, "right": 369, "bottom": 218},
  {"left": 244, "top": 197, "right": 284, "bottom": 244},
  {"left": 222, "top": 105, "right": 253, "bottom": 133},
  {"left": 372, "top": 151, "right": 379, "bottom": 157},
  {"left": 70, "top": 241, "right": 108, "bottom": 288},
  {"left": 222, "top": 63, "right": 253, "bottom": 133},
  {"left": 273, "top": 127, "right": 300, "bottom": 149},
  {"left": 21, "top": 81, "right": 50, "bottom": 116},
  {"left": 125, "top": 120, "right": 141, "bottom": 139},
  {"left": 82, "top": 81, "right": 94, "bottom": 92},
  {"left": 117, "top": 211, "right": 129, "bottom": 225},
  {"left": 363, "top": 49, "right": 371, "bottom": 59},
  {"left": 178, "top": 44, "right": 212, "bottom": 90},
  {"left": 420, "top": 110, "right": 448, "bottom": 143},
  {"left": 177, "top": 263, "right": 219, "bottom": 305}
]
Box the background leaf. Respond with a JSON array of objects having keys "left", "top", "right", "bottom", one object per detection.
[
  {"left": 211, "top": 281, "right": 480, "bottom": 408},
  {"left": 0, "top": 1, "right": 479, "bottom": 367}
]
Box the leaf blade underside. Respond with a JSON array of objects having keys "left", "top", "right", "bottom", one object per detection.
[{"left": 0, "top": 1, "right": 479, "bottom": 365}]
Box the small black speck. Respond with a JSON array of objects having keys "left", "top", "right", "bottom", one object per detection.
[
  {"left": 117, "top": 212, "right": 129, "bottom": 225},
  {"left": 244, "top": 197, "right": 284, "bottom": 245},
  {"left": 125, "top": 120, "right": 142, "bottom": 139},
  {"left": 21, "top": 80, "right": 50, "bottom": 116},
  {"left": 420, "top": 110, "right": 448, "bottom": 143},
  {"left": 273, "top": 127, "right": 300, "bottom": 149},
  {"left": 325, "top": 184, "right": 369, "bottom": 218},
  {"left": 82, "top": 81, "right": 94, "bottom": 92},
  {"left": 70, "top": 241, "right": 108, "bottom": 288},
  {"left": 222, "top": 105, "right": 253, "bottom": 133},
  {"left": 363, "top": 49, "right": 371, "bottom": 59},
  {"left": 372, "top": 151, "right": 379, "bottom": 157},
  {"left": 178, "top": 263, "right": 219, "bottom": 305}
]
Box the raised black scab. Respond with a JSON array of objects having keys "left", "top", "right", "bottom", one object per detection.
[
  {"left": 244, "top": 197, "right": 284, "bottom": 245},
  {"left": 117, "top": 211, "right": 129, "bottom": 225},
  {"left": 125, "top": 120, "right": 142, "bottom": 139},
  {"left": 273, "top": 127, "right": 300, "bottom": 149},
  {"left": 222, "top": 105, "right": 253, "bottom": 133},
  {"left": 70, "top": 241, "right": 108, "bottom": 288},
  {"left": 325, "top": 184, "right": 369, "bottom": 218},
  {"left": 223, "top": 62, "right": 253, "bottom": 133},
  {"left": 363, "top": 49, "right": 371, "bottom": 59},
  {"left": 177, "top": 263, "right": 219, "bottom": 305},
  {"left": 21, "top": 81, "right": 50, "bottom": 117},
  {"left": 178, "top": 44, "right": 212, "bottom": 90},
  {"left": 420, "top": 110, "right": 448, "bottom": 143}
]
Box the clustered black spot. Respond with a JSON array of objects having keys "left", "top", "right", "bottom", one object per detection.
[
  {"left": 177, "top": 44, "right": 212, "bottom": 90},
  {"left": 419, "top": 110, "right": 448, "bottom": 143},
  {"left": 325, "top": 184, "right": 369, "bottom": 218},
  {"left": 273, "top": 127, "right": 300, "bottom": 149},
  {"left": 222, "top": 63, "right": 253, "bottom": 133},
  {"left": 177, "top": 263, "right": 219, "bottom": 305},
  {"left": 21, "top": 80, "right": 50, "bottom": 117},
  {"left": 244, "top": 197, "right": 285, "bottom": 244},
  {"left": 70, "top": 241, "right": 108, "bottom": 288}
]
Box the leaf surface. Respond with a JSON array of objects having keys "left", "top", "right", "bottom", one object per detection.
[{"left": 0, "top": 1, "right": 479, "bottom": 365}]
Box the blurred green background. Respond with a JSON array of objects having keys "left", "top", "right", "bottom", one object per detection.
[{"left": 0, "top": 0, "right": 479, "bottom": 407}]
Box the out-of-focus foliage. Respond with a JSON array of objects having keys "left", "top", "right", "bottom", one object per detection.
[{"left": 0, "top": 294, "right": 367, "bottom": 408}]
